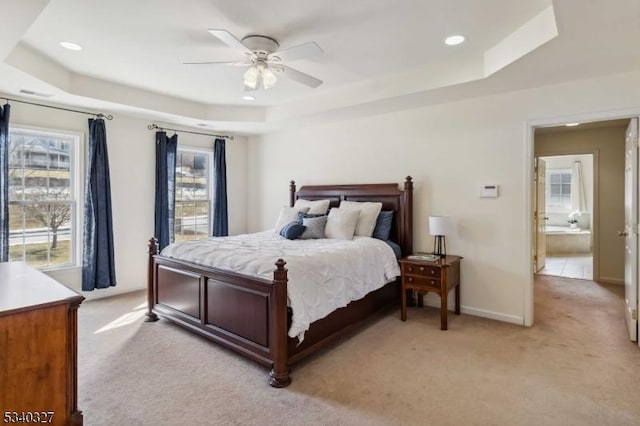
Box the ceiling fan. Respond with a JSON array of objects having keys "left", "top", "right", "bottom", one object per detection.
[{"left": 184, "top": 29, "right": 324, "bottom": 91}]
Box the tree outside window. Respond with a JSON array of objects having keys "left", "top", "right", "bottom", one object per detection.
[
  {"left": 174, "top": 148, "right": 212, "bottom": 242},
  {"left": 8, "top": 129, "right": 78, "bottom": 269}
]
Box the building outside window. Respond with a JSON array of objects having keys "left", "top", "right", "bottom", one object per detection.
[
  {"left": 8, "top": 127, "right": 81, "bottom": 269},
  {"left": 174, "top": 147, "right": 212, "bottom": 242}
]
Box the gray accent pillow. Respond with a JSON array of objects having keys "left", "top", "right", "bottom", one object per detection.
[
  {"left": 297, "top": 212, "right": 326, "bottom": 223},
  {"left": 300, "top": 216, "right": 328, "bottom": 239}
]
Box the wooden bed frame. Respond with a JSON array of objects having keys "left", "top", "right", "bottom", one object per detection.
[{"left": 145, "top": 177, "right": 413, "bottom": 387}]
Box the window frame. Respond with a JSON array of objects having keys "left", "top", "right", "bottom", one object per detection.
[
  {"left": 174, "top": 145, "right": 214, "bottom": 242},
  {"left": 545, "top": 168, "right": 572, "bottom": 214},
  {"left": 8, "top": 125, "right": 84, "bottom": 271}
]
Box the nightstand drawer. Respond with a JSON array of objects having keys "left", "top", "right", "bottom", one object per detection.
[
  {"left": 402, "top": 263, "right": 439, "bottom": 278},
  {"left": 404, "top": 275, "right": 440, "bottom": 290}
]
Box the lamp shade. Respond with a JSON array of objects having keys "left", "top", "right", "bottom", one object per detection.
[{"left": 429, "top": 216, "right": 452, "bottom": 236}]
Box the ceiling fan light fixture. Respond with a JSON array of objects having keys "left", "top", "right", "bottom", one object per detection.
[
  {"left": 195, "top": 30, "right": 324, "bottom": 90},
  {"left": 243, "top": 66, "right": 259, "bottom": 89},
  {"left": 262, "top": 67, "right": 278, "bottom": 90}
]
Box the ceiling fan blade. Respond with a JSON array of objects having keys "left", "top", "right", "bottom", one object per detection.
[
  {"left": 271, "top": 41, "right": 323, "bottom": 62},
  {"left": 183, "top": 60, "right": 251, "bottom": 66},
  {"left": 208, "top": 29, "right": 252, "bottom": 54},
  {"left": 278, "top": 65, "right": 323, "bottom": 88}
]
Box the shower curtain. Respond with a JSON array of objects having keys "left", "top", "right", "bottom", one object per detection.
[{"left": 571, "top": 160, "right": 586, "bottom": 213}]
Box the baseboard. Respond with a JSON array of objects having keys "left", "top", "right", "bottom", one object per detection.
[
  {"left": 597, "top": 276, "right": 624, "bottom": 285},
  {"left": 460, "top": 306, "right": 524, "bottom": 325},
  {"left": 421, "top": 299, "right": 524, "bottom": 325}
]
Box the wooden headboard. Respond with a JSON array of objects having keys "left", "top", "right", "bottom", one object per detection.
[{"left": 289, "top": 176, "right": 413, "bottom": 256}]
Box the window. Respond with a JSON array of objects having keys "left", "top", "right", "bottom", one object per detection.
[
  {"left": 8, "top": 127, "right": 81, "bottom": 269},
  {"left": 174, "top": 147, "right": 212, "bottom": 242},
  {"left": 546, "top": 169, "right": 572, "bottom": 212}
]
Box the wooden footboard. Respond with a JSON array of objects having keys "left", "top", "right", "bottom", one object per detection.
[{"left": 145, "top": 237, "right": 291, "bottom": 387}]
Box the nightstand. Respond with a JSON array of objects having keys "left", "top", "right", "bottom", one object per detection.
[{"left": 400, "top": 255, "right": 462, "bottom": 330}]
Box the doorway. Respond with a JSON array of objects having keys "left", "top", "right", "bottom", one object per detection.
[
  {"left": 524, "top": 117, "right": 640, "bottom": 344},
  {"left": 537, "top": 154, "right": 594, "bottom": 280},
  {"left": 533, "top": 119, "right": 630, "bottom": 285}
]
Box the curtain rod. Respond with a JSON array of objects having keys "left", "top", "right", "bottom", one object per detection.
[
  {"left": 2, "top": 96, "right": 113, "bottom": 120},
  {"left": 147, "top": 123, "right": 234, "bottom": 140}
]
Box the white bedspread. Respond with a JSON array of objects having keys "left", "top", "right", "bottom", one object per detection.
[{"left": 160, "top": 231, "right": 400, "bottom": 340}]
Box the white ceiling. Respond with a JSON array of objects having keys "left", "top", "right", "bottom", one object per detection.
[{"left": 1, "top": 0, "right": 639, "bottom": 134}]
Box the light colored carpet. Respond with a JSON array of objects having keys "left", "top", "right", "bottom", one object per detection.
[{"left": 78, "top": 275, "right": 640, "bottom": 425}]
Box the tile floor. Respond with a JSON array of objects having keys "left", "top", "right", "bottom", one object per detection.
[{"left": 537, "top": 253, "right": 593, "bottom": 280}]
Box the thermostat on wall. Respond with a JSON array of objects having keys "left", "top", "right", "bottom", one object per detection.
[{"left": 480, "top": 184, "right": 499, "bottom": 198}]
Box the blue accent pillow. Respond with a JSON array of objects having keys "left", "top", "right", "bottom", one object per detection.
[
  {"left": 279, "top": 222, "right": 307, "bottom": 240},
  {"left": 373, "top": 211, "right": 394, "bottom": 240},
  {"left": 297, "top": 212, "right": 326, "bottom": 224}
]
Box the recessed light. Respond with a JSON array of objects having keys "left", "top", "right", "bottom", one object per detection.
[
  {"left": 242, "top": 95, "right": 256, "bottom": 101},
  {"left": 60, "top": 41, "right": 83, "bottom": 51},
  {"left": 444, "top": 35, "right": 465, "bottom": 46},
  {"left": 565, "top": 123, "right": 580, "bottom": 127}
]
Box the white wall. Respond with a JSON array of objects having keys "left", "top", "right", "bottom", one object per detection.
[
  {"left": 247, "top": 70, "right": 640, "bottom": 325},
  {"left": 6, "top": 100, "right": 247, "bottom": 300}
]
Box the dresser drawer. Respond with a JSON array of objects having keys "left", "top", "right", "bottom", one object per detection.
[
  {"left": 402, "top": 263, "right": 440, "bottom": 278},
  {"left": 404, "top": 275, "right": 440, "bottom": 290}
]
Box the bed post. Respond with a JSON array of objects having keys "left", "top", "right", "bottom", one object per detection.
[
  {"left": 145, "top": 237, "right": 159, "bottom": 322},
  {"left": 289, "top": 180, "right": 296, "bottom": 207},
  {"left": 269, "top": 259, "right": 291, "bottom": 388},
  {"left": 403, "top": 176, "right": 414, "bottom": 255}
]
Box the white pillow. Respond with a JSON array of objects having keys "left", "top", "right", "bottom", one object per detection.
[
  {"left": 294, "top": 199, "right": 331, "bottom": 215},
  {"left": 274, "top": 206, "right": 310, "bottom": 234},
  {"left": 325, "top": 208, "right": 360, "bottom": 240},
  {"left": 339, "top": 201, "right": 383, "bottom": 237}
]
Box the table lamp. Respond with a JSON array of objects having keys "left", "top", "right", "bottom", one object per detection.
[{"left": 429, "top": 216, "right": 452, "bottom": 258}]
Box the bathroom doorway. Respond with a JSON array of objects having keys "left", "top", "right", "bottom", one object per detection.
[
  {"left": 533, "top": 118, "right": 629, "bottom": 286},
  {"left": 537, "top": 154, "right": 594, "bottom": 280}
]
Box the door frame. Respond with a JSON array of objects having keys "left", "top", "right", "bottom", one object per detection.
[{"left": 524, "top": 108, "right": 639, "bottom": 326}]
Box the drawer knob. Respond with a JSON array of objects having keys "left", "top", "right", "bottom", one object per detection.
[
  {"left": 408, "top": 267, "right": 413, "bottom": 272},
  {"left": 408, "top": 277, "right": 413, "bottom": 282},
  {"left": 430, "top": 270, "right": 435, "bottom": 275},
  {"left": 430, "top": 280, "right": 436, "bottom": 286},
  {"left": 419, "top": 266, "right": 424, "bottom": 271}
]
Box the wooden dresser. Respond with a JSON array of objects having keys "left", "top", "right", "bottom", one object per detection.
[{"left": 0, "top": 262, "right": 84, "bottom": 426}]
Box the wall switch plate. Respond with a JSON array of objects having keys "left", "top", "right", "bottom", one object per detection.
[{"left": 480, "top": 184, "right": 499, "bottom": 198}]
